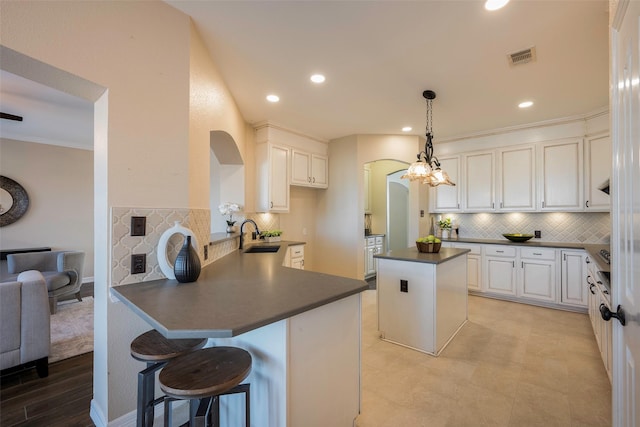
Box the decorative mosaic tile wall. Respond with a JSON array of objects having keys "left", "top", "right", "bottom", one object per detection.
[
  {"left": 112, "top": 207, "right": 235, "bottom": 286},
  {"left": 431, "top": 212, "right": 611, "bottom": 244}
]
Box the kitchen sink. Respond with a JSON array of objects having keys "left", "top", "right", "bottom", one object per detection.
[{"left": 243, "top": 245, "right": 281, "bottom": 253}]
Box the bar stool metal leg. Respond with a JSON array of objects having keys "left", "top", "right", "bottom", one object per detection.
[{"left": 137, "top": 362, "right": 166, "bottom": 427}]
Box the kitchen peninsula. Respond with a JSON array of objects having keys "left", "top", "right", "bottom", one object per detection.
[
  {"left": 111, "top": 241, "right": 368, "bottom": 427},
  {"left": 374, "top": 247, "right": 469, "bottom": 356}
]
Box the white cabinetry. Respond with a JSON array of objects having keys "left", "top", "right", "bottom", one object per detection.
[
  {"left": 364, "top": 236, "right": 384, "bottom": 278},
  {"left": 498, "top": 145, "right": 536, "bottom": 211},
  {"left": 432, "top": 156, "right": 460, "bottom": 212},
  {"left": 584, "top": 134, "right": 611, "bottom": 211},
  {"left": 586, "top": 257, "right": 612, "bottom": 382},
  {"left": 256, "top": 143, "right": 290, "bottom": 212},
  {"left": 291, "top": 150, "right": 328, "bottom": 188},
  {"left": 464, "top": 151, "right": 494, "bottom": 211},
  {"left": 560, "top": 250, "right": 588, "bottom": 307},
  {"left": 285, "top": 244, "right": 305, "bottom": 270},
  {"left": 364, "top": 165, "right": 372, "bottom": 214},
  {"left": 518, "top": 247, "right": 557, "bottom": 303},
  {"left": 453, "top": 243, "right": 482, "bottom": 292},
  {"left": 538, "top": 139, "right": 584, "bottom": 211},
  {"left": 484, "top": 245, "right": 517, "bottom": 296}
]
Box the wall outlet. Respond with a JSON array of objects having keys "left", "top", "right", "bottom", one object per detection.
[
  {"left": 534, "top": 230, "right": 541, "bottom": 239},
  {"left": 203, "top": 245, "right": 208, "bottom": 260},
  {"left": 400, "top": 279, "right": 408, "bottom": 293},
  {"left": 131, "top": 254, "right": 146, "bottom": 274},
  {"left": 131, "top": 216, "right": 146, "bottom": 236}
]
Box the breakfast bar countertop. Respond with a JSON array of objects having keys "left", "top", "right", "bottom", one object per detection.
[{"left": 110, "top": 241, "right": 368, "bottom": 339}]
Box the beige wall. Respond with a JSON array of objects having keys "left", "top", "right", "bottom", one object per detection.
[
  {"left": 0, "top": 0, "right": 248, "bottom": 422},
  {"left": 0, "top": 138, "right": 94, "bottom": 279},
  {"left": 280, "top": 185, "right": 318, "bottom": 270},
  {"left": 368, "top": 160, "right": 410, "bottom": 236}
]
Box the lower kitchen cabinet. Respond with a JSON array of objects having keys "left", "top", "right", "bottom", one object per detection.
[
  {"left": 560, "top": 250, "right": 588, "bottom": 307},
  {"left": 586, "top": 255, "right": 612, "bottom": 383},
  {"left": 364, "top": 236, "right": 384, "bottom": 278},
  {"left": 453, "top": 243, "right": 482, "bottom": 292},
  {"left": 284, "top": 244, "right": 305, "bottom": 270},
  {"left": 518, "top": 247, "right": 557, "bottom": 303},
  {"left": 484, "top": 245, "right": 517, "bottom": 296}
]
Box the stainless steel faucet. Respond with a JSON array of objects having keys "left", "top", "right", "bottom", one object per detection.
[{"left": 239, "top": 219, "right": 260, "bottom": 250}]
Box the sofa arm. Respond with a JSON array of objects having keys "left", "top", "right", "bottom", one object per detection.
[{"left": 17, "top": 270, "right": 50, "bottom": 364}]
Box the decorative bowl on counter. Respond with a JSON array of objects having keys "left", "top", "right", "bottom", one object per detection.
[
  {"left": 416, "top": 241, "right": 442, "bottom": 253},
  {"left": 502, "top": 233, "right": 534, "bottom": 242}
]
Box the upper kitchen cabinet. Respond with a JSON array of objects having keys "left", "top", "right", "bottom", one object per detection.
[
  {"left": 497, "top": 145, "right": 536, "bottom": 211},
  {"left": 463, "top": 151, "right": 494, "bottom": 211},
  {"left": 291, "top": 150, "right": 328, "bottom": 188},
  {"left": 255, "top": 123, "right": 329, "bottom": 212},
  {"left": 256, "top": 143, "right": 290, "bottom": 212},
  {"left": 538, "top": 138, "right": 584, "bottom": 211},
  {"left": 431, "top": 155, "right": 461, "bottom": 212},
  {"left": 584, "top": 134, "right": 611, "bottom": 211}
]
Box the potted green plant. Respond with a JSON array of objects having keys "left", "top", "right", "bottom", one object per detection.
[
  {"left": 438, "top": 217, "right": 452, "bottom": 239},
  {"left": 261, "top": 229, "right": 283, "bottom": 243}
]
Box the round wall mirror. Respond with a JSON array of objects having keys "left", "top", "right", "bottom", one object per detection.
[{"left": 0, "top": 175, "right": 30, "bottom": 227}]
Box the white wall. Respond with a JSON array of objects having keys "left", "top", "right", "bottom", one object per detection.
[{"left": 0, "top": 138, "right": 94, "bottom": 279}]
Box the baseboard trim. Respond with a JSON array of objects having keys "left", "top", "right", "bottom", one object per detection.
[{"left": 90, "top": 397, "right": 190, "bottom": 426}]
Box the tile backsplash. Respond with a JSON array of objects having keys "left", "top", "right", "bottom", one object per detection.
[{"left": 433, "top": 212, "right": 610, "bottom": 244}]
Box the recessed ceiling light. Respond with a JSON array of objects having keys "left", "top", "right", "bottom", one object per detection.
[
  {"left": 266, "top": 94, "right": 280, "bottom": 103},
  {"left": 310, "top": 74, "right": 326, "bottom": 84},
  {"left": 484, "top": 0, "right": 509, "bottom": 11},
  {"left": 518, "top": 101, "right": 533, "bottom": 108},
  {"left": 402, "top": 126, "right": 412, "bottom": 132}
]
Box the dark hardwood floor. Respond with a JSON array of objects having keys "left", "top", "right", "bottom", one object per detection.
[
  {"left": 1, "top": 282, "right": 96, "bottom": 426},
  {"left": 0, "top": 352, "right": 94, "bottom": 427}
]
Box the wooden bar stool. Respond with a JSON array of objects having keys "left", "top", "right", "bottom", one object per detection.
[
  {"left": 159, "top": 346, "right": 252, "bottom": 427},
  {"left": 130, "top": 330, "right": 207, "bottom": 427}
]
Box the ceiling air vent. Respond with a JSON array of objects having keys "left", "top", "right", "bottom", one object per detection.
[{"left": 508, "top": 46, "right": 536, "bottom": 66}]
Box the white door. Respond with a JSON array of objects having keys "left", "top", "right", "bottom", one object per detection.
[{"left": 611, "top": 2, "right": 640, "bottom": 425}]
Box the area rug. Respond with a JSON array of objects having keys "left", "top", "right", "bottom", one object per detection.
[{"left": 49, "top": 297, "right": 94, "bottom": 363}]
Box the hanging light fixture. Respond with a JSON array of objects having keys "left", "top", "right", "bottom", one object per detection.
[{"left": 401, "top": 90, "right": 455, "bottom": 187}]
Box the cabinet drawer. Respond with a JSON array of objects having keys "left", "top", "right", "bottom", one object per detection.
[
  {"left": 289, "top": 245, "right": 304, "bottom": 258},
  {"left": 454, "top": 243, "right": 481, "bottom": 255},
  {"left": 375, "top": 236, "right": 384, "bottom": 245},
  {"left": 484, "top": 245, "right": 516, "bottom": 257},
  {"left": 520, "top": 247, "right": 556, "bottom": 260},
  {"left": 366, "top": 237, "right": 376, "bottom": 247}
]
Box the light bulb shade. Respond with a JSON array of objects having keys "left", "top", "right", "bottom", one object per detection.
[{"left": 401, "top": 161, "right": 432, "bottom": 181}]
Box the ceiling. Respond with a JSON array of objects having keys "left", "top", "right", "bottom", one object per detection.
[{"left": 0, "top": 0, "right": 609, "bottom": 148}]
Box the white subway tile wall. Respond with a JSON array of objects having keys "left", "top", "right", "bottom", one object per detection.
[{"left": 434, "top": 212, "right": 610, "bottom": 244}]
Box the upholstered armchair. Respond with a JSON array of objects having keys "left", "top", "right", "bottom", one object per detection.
[
  {"left": 0, "top": 270, "right": 50, "bottom": 377},
  {"left": 7, "top": 251, "right": 85, "bottom": 314}
]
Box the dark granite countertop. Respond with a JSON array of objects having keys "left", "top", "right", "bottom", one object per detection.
[
  {"left": 374, "top": 247, "right": 470, "bottom": 264},
  {"left": 111, "top": 241, "right": 368, "bottom": 339}
]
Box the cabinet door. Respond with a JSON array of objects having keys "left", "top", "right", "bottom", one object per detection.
[
  {"left": 560, "top": 250, "right": 588, "bottom": 307},
  {"left": 498, "top": 145, "right": 536, "bottom": 211},
  {"left": 539, "top": 139, "right": 584, "bottom": 211},
  {"left": 364, "top": 166, "right": 372, "bottom": 214},
  {"left": 467, "top": 255, "right": 482, "bottom": 292},
  {"left": 269, "top": 145, "right": 290, "bottom": 212},
  {"left": 485, "top": 257, "right": 516, "bottom": 295},
  {"left": 311, "top": 154, "right": 328, "bottom": 188},
  {"left": 291, "top": 257, "right": 304, "bottom": 270},
  {"left": 464, "top": 151, "right": 494, "bottom": 211},
  {"left": 585, "top": 134, "right": 611, "bottom": 211},
  {"left": 366, "top": 247, "right": 376, "bottom": 276},
  {"left": 291, "top": 150, "right": 311, "bottom": 186},
  {"left": 519, "top": 259, "right": 556, "bottom": 302},
  {"left": 432, "top": 156, "right": 460, "bottom": 212}
]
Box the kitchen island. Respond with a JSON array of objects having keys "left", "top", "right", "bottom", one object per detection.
[
  {"left": 374, "top": 247, "right": 469, "bottom": 356},
  {"left": 111, "top": 241, "right": 368, "bottom": 427}
]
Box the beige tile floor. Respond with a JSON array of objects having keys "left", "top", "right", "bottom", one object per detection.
[{"left": 356, "top": 290, "right": 612, "bottom": 427}]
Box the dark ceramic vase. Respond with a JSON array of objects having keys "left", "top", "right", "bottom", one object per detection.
[{"left": 174, "top": 235, "right": 201, "bottom": 283}]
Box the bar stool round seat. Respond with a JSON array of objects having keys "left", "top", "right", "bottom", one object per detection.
[
  {"left": 159, "top": 346, "right": 252, "bottom": 426},
  {"left": 130, "top": 329, "right": 207, "bottom": 363},
  {"left": 130, "top": 330, "right": 207, "bottom": 427}
]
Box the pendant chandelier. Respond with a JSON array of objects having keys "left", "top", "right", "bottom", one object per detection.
[{"left": 401, "top": 90, "right": 455, "bottom": 187}]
